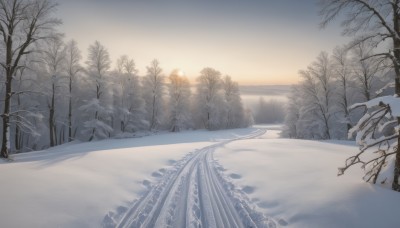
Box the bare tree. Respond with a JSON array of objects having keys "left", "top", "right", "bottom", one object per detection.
[
  {"left": 319, "top": 0, "right": 400, "bottom": 191},
  {"left": 195, "top": 67, "right": 223, "bottom": 130},
  {"left": 40, "top": 35, "right": 65, "bottom": 147},
  {"left": 351, "top": 42, "right": 382, "bottom": 102},
  {"left": 299, "top": 52, "right": 333, "bottom": 139},
  {"left": 114, "top": 55, "right": 145, "bottom": 133},
  {"left": 82, "top": 41, "right": 112, "bottom": 141},
  {"left": 64, "top": 39, "right": 82, "bottom": 142},
  {"left": 222, "top": 75, "right": 244, "bottom": 128},
  {"left": 143, "top": 59, "right": 165, "bottom": 130},
  {"left": 0, "top": 0, "right": 61, "bottom": 158},
  {"left": 167, "top": 69, "right": 191, "bottom": 132},
  {"left": 341, "top": 98, "right": 398, "bottom": 186},
  {"left": 12, "top": 56, "right": 41, "bottom": 152},
  {"left": 283, "top": 85, "right": 302, "bottom": 138},
  {"left": 116, "top": 55, "right": 136, "bottom": 75},
  {"left": 332, "top": 45, "right": 353, "bottom": 132},
  {"left": 312, "top": 52, "right": 332, "bottom": 138}
]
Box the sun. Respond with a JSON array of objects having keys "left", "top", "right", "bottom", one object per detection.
[{"left": 175, "top": 69, "right": 185, "bottom": 77}]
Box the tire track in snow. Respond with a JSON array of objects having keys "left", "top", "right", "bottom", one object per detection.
[{"left": 103, "top": 129, "right": 279, "bottom": 228}]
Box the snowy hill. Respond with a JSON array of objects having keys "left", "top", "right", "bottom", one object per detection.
[{"left": 0, "top": 126, "right": 399, "bottom": 228}]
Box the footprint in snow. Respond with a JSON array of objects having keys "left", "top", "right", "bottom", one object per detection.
[
  {"left": 229, "top": 173, "right": 242, "bottom": 179},
  {"left": 278, "top": 218, "right": 289, "bottom": 226},
  {"left": 151, "top": 171, "right": 163, "bottom": 178},
  {"left": 142, "top": 179, "right": 151, "bottom": 188},
  {"left": 242, "top": 186, "right": 255, "bottom": 194},
  {"left": 167, "top": 159, "right": 176, "bottom": 165}
]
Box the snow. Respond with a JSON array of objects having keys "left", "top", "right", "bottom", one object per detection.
[
  {"left": 109, "top": 129, "right": 272, "bottom": 228},
  {"left": 0, "top": 128, "right": 257, "bottom": 228},
  {"left": 351, "top": 95, "right": 400, "bottom": 117},
  {"left": 214, "top": 126, "right": 400, "bottom": 228},
  {"left": 1, "top": 125, "right": 400, "bottom": 227}
]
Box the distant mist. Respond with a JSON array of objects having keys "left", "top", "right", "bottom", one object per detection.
[
  {"left": 240, "top": 85, "right": 290, "bottom": 124},
  {"left": 239, "top": 85, "right": 291, "bottom": 96}
]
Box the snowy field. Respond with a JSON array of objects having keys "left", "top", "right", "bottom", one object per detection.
[
  {"left": 215, "top": 127, "right": 400, "bottom": 228},
  {"left": 0, "top": 125, "right": 399, "bottom": 227}
]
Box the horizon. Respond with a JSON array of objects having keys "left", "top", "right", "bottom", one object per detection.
[{"left": 1, "top": 1, "right": 400, "bottom": 227}]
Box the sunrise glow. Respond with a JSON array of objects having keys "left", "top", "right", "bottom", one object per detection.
[{"left": 57, "top": 0, "right": 348, "bottom": 85}]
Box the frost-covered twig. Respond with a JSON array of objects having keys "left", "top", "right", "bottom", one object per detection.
[{"left": 341, "top": 96, "right": 400, "bottom": 185}]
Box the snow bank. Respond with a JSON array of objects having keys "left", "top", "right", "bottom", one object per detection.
[
  {"left": 351, "top": 95, "right": 400, "bottom": 116},
  {"left": 214, "top": 128, "right": 400, "bottom": 228}
]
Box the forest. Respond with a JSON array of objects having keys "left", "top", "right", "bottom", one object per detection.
[
  {"left": 0, "top": 0, "right": 252, "bottom": 158},
  {"left": 282, "top": 45, "right": 392, "bottom": 140},
  {"left": 283, "top": 0, "right": 400, "bottom": 191}
]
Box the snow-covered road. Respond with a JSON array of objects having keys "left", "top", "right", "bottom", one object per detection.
[{"left": 103, "top": 129, "right": 277, "bottom": 228}]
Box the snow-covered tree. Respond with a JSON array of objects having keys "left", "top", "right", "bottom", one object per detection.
[
  {"left": 11, "top": 56, "right": 43, "bottom": 152},
  {"left": 0, "top": 1, "right": 253, "bottom": 155},
  {"left": 126, "top": 73, "right": 148, "bottom": 132},
  {"left": 320, "top": 0, "right": 400, "bottom": 191},
  {"left": 113, "top": 55, "right": 147, "bottom": 133},
  {"left": 242, "top": 107, "right": 255, "bottom": 127},
  {"left": 331, "top": 45, "right": 354, "bottom": 133},
  {"left": 282, "top": 85, "right": 302, "bottom": 138},
  {"left": 351, "top": 42, "right": 383, "bottom": 102},
  {"left": 81, "top": 41, "right": 113, "bottom": 141},
  {"left": 194, "top": 67, "right": 223, "bottom": 130},
  {"left": 341, "top": 97, "right": 399, "bottom": 187},
  {"left": 40, "top": 35, "right": 66, "bottom": 147},
  {"left": 284, "top": 46, "right": 388, "bottom": 140},
  {"left": 221, "top": 76, "right": 245, "bottom": 128},
  {"left": 167, "top": 69, "right": 192, "bottom": 132},
  {"left": 64, "top": 39, "right": 82, "bottom": 142},
  {"left": 298, "top": 52, "right": 334, "bottom": 139},
  {"left": 0, "top": 0, "right": 61, "bottom": 158},
  {"left": 143, "top": 59, "right": 165, "bottom": 130}
]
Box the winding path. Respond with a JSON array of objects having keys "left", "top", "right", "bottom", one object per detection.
[{"left": 105, "top": 129, "right": 276, "bottom": 228}]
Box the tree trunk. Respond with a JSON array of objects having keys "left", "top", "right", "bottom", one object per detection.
[
  {"left": 49, "top": 81, "right": 55, "bottom": 147},
  {"left": 89, "top": 84, "right": 101, "bottom": 141},
  {"left": 1, "top": 77, "right": 11, "bottom": 158},
  {"left": 393, "top": 132, "right": 400, "bottom": 191},
  {"left": 68, "top": 75, "right": 72, "bottom": 142},
  {"left": 207, "top": 112, "right": 210, "bottom": 130},
  {"left": 15, "top": 93, "right": 21, "bottom": 152},
  {"left": 1, "top": 39, "right": 14, "bottom": 158},
  {"left": 89, "top": 110, "right": 98, "bottom": 141},
  {"left": 392, "top": 2, "right": 400, "bottom": 192},
  {"left": 150, "top": 94, "right": 156, "bottom": 130},
  {"left": 343, "top": 80, "right": 352, "bottom": 133},
  {"left": 15, "top": 116, "right": 20, "bottom": 152},
  {"left": 60, "top": 125, "right": 64, "bottom": 144},
  {"left": 392, "top": 72, "right": 400, "bottom": 191}
]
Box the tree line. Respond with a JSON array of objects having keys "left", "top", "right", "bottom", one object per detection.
[
  {"left": 0, "top": 0, "right": 252, "bottom": 158},
  {"left": 284, "top": 0, "right": 400, "bottom": 192},
  {"left": 283, "top": 44, "right": 391, "bottom": 139}
]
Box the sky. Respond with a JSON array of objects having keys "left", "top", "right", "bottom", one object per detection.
[{"left": 55, "top": 0, "right": 350, "bottom": 85}]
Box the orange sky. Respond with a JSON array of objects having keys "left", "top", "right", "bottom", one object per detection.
[{"left": 57, "top": 0, "right": 350, "bottom": 85}]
